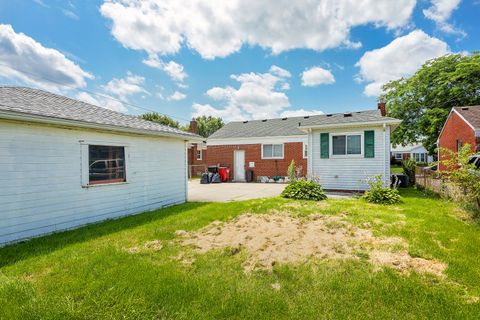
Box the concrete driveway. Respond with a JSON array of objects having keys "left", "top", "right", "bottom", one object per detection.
[{"left": 188, "top": 181, "right": 286, "bottom": 202}]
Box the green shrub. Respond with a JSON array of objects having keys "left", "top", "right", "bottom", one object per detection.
[
  {"left": 363, "top": 175, "right": 401, "bottom": 205},
  {"left": 281, "top": 179, "right": 327, "bottom": 201},
  {"left": 401, "top": 158, "right": 416, "bottom": 186}
]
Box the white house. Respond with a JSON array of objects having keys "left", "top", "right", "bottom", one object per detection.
[
  {"left": 391, "top": 143, "right": 433, "bottom": 163},
  {"left": 300, "top": 108, "right": 401, "bottom": 191},
  {"left": 0, "top": 86, "right": 201, "bottom": 245}
]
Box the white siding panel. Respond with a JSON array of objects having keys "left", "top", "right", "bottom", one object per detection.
[
  {"left": 0, "top": 120, "right": 187, "bottom": 245},
  {"left": 310, "top": 125, "right": 391, "bottom": 191}
]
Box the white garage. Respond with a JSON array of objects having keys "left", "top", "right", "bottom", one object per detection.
[{"left": 0, "top": 86, "right": 201, "bottom": 245}]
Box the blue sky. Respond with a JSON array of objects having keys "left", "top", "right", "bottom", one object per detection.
[{"left": 0, "top": 0, "right": 478, "bottom": 124}]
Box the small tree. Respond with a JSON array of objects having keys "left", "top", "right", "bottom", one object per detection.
[
  {"left": 287, "top": 160, "right": 297, "bottom": 182},
  {"left": 440, "top": 144, "right": 479, "bottom": 215},
  {"left": 401, "top": 158, "right": 416, "bottom": 186}
]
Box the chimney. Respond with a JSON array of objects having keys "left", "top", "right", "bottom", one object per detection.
[
  {"left": 189, "top": 118, "right": 198, "bottom": 134},
  {"left": 378, "top": 101, "right": 386, "bottom": 116}
]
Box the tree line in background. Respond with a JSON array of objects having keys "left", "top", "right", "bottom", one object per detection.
[
  {"left": 382, "top": 52, "right": 480, "bottom": 155},
  {"left": 139, "top": 113, "right": 224, "bottom": 138}
]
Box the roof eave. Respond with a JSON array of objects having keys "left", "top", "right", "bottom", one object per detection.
[
  {"left": 0, "top": 110, "right": 203, "bottom": 142},
  {"left": 298, "top": 119, "right": 402, "bottom": 132}
]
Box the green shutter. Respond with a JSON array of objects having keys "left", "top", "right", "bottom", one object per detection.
[
  {"left": 364, "top": 130, "right": 375, "bottom": 158},
  {"left": 320, "top": 133, "right": 329, "bottom": 159}
]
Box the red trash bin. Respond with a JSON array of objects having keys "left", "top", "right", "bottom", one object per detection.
[{"left": 218, "top": 167, "right": 230, "bottom": 182}]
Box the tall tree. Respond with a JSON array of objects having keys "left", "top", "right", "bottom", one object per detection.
[
  {"left": 139, "top": 112, "right": 180, "bottom": 129},
  {"left": 184, "top": 115, "right": 224, "bottom": 138},
  {"left": 381, "top": 53, "right": 480, "bottom": 154}
]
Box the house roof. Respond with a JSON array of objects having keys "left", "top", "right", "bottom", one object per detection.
[
  {"left": 0, "top": 86, "right": 200, "bottom": 140},
  {"left": 208, "top": 109, "right": 401, "bottom": 139},
  {"left": 391, "top": 143, "right": 426, "bottom": 153},
  {"left": 453, "top": 106, "right": 480, "bottom": 129}
]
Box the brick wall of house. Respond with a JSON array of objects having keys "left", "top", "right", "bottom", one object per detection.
[
  {"left": 438, "top": 111, "right": 476, "bottom": 171},
  {"left": 204, "top": 142, "right": 307, "bottom": 181},
  {"left": 188, "top": 144, "right": 208, "bottom": 176}
]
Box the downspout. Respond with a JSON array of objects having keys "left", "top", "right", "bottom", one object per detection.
[
  {"left": 185, "top": 141, "right": 188, "bottom": 203},
  {"left": 383, "top": 123, "right": 388, "bottom": 187},
  {"left": 307, "top": 128, "right": 313, "bottom": 179}
]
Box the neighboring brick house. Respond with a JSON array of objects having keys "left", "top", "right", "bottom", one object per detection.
[
  {"left": 438, "top": 106, "right": 480, "bottom": 171},
  {"left": 196, "top": 103, "right": 402, "bottom": 191}
]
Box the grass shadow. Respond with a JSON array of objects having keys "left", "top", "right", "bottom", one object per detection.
[{"left": 0, "top": 202, "right": 208, "bottom": 268}]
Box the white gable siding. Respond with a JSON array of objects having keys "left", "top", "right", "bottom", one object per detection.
[
  {"left": 308, "top": 125, "right": 390, "bottom": 191},
  {"left": 0, "top": 120, "right": 187, "bottom": 245}
]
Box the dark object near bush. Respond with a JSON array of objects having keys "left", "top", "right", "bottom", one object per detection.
[
  {"left": 281, "top": 180, "right": 327, "bottom": 201},
  {"left": 401, "top": 159, "right": 416, "bottom": 186},
  {"left": 363, "top": 175, "right": 401, "bottom": 205}
]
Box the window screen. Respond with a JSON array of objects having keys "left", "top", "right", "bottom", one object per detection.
[
  {"left": 332, "top": 135, "right": 346, "bottom": 155},
  {"left": 262, "top": 144, "right": 283, "bottom": 158},
  {"left": 89, "top": 145, "right": 126, "bottom": 184},
  {"left": 347, "top": 135, "right": 361, "bottom": 154}
]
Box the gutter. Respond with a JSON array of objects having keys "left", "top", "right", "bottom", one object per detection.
[
  {"left": 0, "top": 110, "right": 204, "bottom": 142},
  {"left": 298, "top": 119, "right": 402, "bottom": 131}
]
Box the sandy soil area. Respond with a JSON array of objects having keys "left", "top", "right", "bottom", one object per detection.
[{"left": 178, "top": 214, "right": 446, "bottom": 276}]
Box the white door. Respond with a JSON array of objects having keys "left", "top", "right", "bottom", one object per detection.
[{"left": 234, "top": 150, "right": 245, "bottom": 181}]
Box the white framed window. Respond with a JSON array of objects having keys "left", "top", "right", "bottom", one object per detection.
[
  {"left": 331, "top": 133, "right": 362, "bottom": 157},
  {"left": 196, "top": 149, "right": 202, "bottom": 160},
  {"left": 394, "top": 153, "right": 403, "bottom": 160},
  {"left": 262, "top": 144, "right": 284, "bottom": 159},
  {"left": 412, "top": 153, "right": 426, "bottom": 162},
  {"left": 303, "top": 142, "right": 308, "bottom": 159},
  {"left": 80, "top": 141, "right": 129, "bottom": 187}
]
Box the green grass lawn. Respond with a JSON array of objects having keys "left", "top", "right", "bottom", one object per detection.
[
  {"left": 1, "top": 189, "right": 480, "bottom": 319},
  {"left": 391, "top": 165, "right": 404, "bottom": 174}
]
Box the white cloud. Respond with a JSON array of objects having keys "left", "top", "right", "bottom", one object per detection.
[
  {"left": 355, "top": 30, "right": 449, "bottom": 96},
  {"left": 33, "top": 0, "right": 49, "bottom": 8},
  {"left": 269, "top": 65, "right": 291, "bottom": 78},
  {"left": 301, "top": 67, "right": 335, "bottom": 86},
  {"left": 167, "top": 91, "right": 186, "bottom": 101},
  {"left": 103, "top": 72, "right": 149, "bottom": 102},
  {"left": 423, "top": 0, "right": 464, "bottom": 35},
  {"left": 76, "top": 92, "right": 128, "bottom": 113},
  {"left": 62, "top": 9, "right": 79, "bottom": 20},
  {"left": 192, "top": 66, "right": 292, "bottom": 121},
  {"left": 100, "top": 0, "right": 416, "bottom": 59},
  {"left": 143, "top": 54, "right": 188, "bottom": 86},
  {"left": 0, "top": 24, "right": 93, "bottom": 92},
  {"left": 280, "top": 109, "right": 324, "bottom": 117}
]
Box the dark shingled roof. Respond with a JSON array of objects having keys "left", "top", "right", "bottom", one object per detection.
[
  {"left": 0, "top": 86, "right": 199, "bottom": 139},
  {"left": 454, "top": 106, "right": 480, "bottom": 129},
  {"left": 209, "top": 110, "right": 400, "bottom": 139}
]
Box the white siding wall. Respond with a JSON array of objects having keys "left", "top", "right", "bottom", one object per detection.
[
  {"left": 308, "top": 125, "right": 391, "bottom": 191},
  {"left": 0, "top": 120, "right": 187, "bottom": 244}
]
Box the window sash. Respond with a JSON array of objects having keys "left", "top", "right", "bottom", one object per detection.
[
  {"left": 196, "top": 150, "right": 202, "bottom": 160},
  {"left": 395, "top": 153, "right": 403, "bottom": 160},
  {"left": 88, "top": 145, "right": 126, "bottom": 184},
  {"left": 332, "top": 134, "right": 361, "bottom": 156},
  {"left": 262, "top": 144, "right": 283, "bottom": 159},
  {"left": 303, "top": 143, "right": 308, "bottom": 158}
]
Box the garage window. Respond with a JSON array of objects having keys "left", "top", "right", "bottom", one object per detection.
[
  {"left": 89, "top": 145, "right": 126, "bottom": 184},
  {"left": 262, "top": 144, "right": 284, "bottom": 159}
]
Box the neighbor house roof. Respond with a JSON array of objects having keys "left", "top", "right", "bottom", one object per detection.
[
  {"left": 209, "top": 109, "right": 401, "bottom": 139},
  {"left": 0, "top": 86, "right": 201, "bottom": 140},
  {"left": 391, "top": 143, "right": 426, "bottom": 153},
  {"left": 453, "top": 106, "right": 480, "bottom": 130}
]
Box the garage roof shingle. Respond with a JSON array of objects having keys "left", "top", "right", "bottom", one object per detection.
[{"left": 0, "top": 86, "right": 199, "bottom": 139}]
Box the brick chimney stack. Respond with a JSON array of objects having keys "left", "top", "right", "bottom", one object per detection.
[
  {"left": 189, "top": 118, "right": 199, "bottom": 134},
  {"left": 378, "top": 101, "right": 386, "bottom": 116}
]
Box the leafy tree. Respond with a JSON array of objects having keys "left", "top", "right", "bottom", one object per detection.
[
  {"left": 139, "top": 112, "right": 180, "bottom": 128},
  {"left": 381, "top": 53, "right": 480, "bottom": 154},
  {"left": 184, "top": 115, "right": 224, "bottom": 138}
]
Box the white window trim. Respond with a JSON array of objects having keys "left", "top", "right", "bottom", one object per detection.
[
  {"left": 80, "top": 140, "right": 130, "bottom": 188},
  {"left": 303, "top": 142, "right": 308, "bottom": 159},
  {"left": 261, "top": 143, "right": 284, "bottom": 159},
  {"left": 394, "top": 153, "right": 403, "bottom": 160},
  {"left": 196, "top": 149, "right": 202, "bottom": 160},
  {"left": 330, "top": 132, "right": 363, "bottom": 159}
]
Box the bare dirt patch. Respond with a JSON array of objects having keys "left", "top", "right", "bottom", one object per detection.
[
  {"left": 126, "top": 240, "right": 163, "bottom": 254},
  {"left": 179, "top": 214, "right": 446, "bottom": 276}
]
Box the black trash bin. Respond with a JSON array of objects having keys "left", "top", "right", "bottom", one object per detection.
[
  {"left": 207, "top": 165, "right": 218, "bottom": 174},
  {"left": 246, "top": 170, "right": 254, "bottom": 182},
  {"left": 391, "top": 174, "right": 409, "bottom": 188}
]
